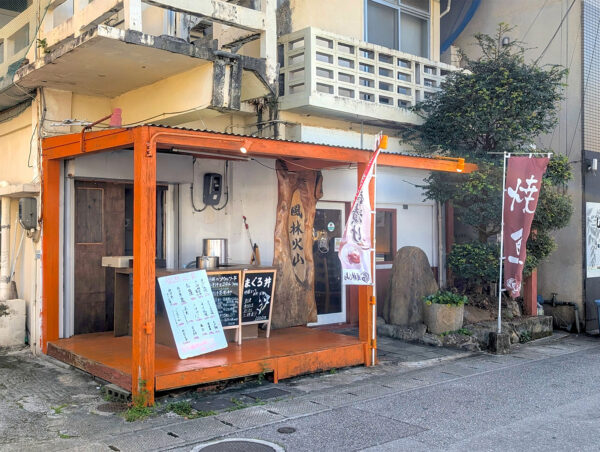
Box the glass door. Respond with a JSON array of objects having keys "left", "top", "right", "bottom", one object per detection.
[{"left": 311, "top": 202, "right": 346, "bottom": 325}]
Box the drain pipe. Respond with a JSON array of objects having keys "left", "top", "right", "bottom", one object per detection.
[
  {"left": 0, "top": 196, "right": 10, "bottom": 301},
  {"left": 540, "top": 293, "right": 581, "bottom": 334}
]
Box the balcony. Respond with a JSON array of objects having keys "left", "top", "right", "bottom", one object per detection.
[
  {"left": 0, "top": 3, "right": 35, "bottom": 93},
  {"left": 279, "top": 27, "right": 458, "bottom": 127},
  {"left": 0, "top": 0, "right": 276, "bottom": 111}
]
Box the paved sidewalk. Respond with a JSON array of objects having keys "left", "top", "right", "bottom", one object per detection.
[{"left": 0, "top": 332, "right": 595, "bottom": 451}]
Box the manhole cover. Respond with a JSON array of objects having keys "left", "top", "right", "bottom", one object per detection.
[
  {"left": 243, "top": 388, "right": 290, "bottom": 400},
  {"left": 96, "top": 402, "right": 127, "bottom": 413},
  {"left": 192, "top": 439, "right": 284, "bottom": 452},
  {"left": 277, "top": 426, "right": 296, "bottom": 434}
]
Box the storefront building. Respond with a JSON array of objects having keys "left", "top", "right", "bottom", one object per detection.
[{"left": 0, "top": 1, "right": 470, "bottom": 399}]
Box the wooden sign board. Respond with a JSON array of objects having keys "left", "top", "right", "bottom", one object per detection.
[
  {"left": 206, "top": 270, "right": 242, "bottom": 344},
  {"left": 288, "top": 190, "right": 307, "bottom": 283},
  {"left": 157, "top": 270, "right": 228, "bottom": 359},
  {"left": 241, "top": 269, "right": 277, "bottom": 337}
]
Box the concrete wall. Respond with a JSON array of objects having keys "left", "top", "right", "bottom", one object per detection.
[
  {"left": 451, "top": 0, "right": 584, "bottom": 314},
  {"left": 0, "top": 107, "right": 36, "bottom": 184},
  {"left": 279, "top": 0, "right": 440, "bottom": 60},
  {"left": 284, "top": 0, "right": 363, "bottom": 39},
  {"left": 68, "top": 145, "right": 437, "bottom": 267}
]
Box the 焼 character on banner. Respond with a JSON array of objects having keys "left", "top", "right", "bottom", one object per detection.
[
  {"left": 338, "top": 134, "right": 387, "bottom": 285},
  {"left": 503, "top": 156, "right": 549, "bottom": 298}
]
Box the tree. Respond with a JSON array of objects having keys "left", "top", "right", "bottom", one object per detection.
[{"left": 407, "top": 24, "right": 572, "bottom": 294}]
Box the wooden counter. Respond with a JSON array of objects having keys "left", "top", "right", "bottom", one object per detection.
[{"left": 113, "top": 265, "right": 276, "bottom": 346}]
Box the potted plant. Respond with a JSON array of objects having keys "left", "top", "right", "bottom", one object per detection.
[{"left": 423, "top": 290, "right": 467, "bottom": 335}]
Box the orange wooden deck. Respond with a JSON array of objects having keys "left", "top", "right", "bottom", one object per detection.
[{"left": 47, "top": 327, "right": 366, "bottom": 392}]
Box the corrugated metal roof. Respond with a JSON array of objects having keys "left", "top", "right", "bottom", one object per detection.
[{"left": 141, "top": 123, "right": 444, "bottom": 161}]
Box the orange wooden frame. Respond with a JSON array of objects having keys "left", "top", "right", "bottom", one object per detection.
[{"left": 41, "top": 125, "right": 475, "bottom": 404}]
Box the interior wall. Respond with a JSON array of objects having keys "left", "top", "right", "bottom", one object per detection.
[
  {"left": 322, "top": 165, "right": 438, "bottom": 266},
  {"left": 68, "top": 151, "right": 279, "bottom": 268}
]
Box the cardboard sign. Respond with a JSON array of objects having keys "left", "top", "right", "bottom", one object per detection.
[{"left": 157, "top": 270, "right": 228, "bottom": 359}]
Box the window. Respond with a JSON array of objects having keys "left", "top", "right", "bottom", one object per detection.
[
  {"left": 376, "top": 209, "right": 396, "bottom": 262},
  {"left": 365, "top": 0, "right": 430, "bottom": 58}
]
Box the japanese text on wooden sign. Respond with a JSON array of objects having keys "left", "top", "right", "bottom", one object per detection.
[{"left": 157, "top": 270, "right": 228, "bottom": 359}]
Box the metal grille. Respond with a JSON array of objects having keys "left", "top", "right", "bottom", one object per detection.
[{"left": 583, "top": 0, "right": 600, "bottom": 152}]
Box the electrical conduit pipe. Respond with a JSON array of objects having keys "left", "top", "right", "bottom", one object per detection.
[{"left": 0, "top": 196, "right": 10, "bottom": 301}]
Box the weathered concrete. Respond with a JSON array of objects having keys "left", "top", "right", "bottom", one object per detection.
[
  {"left": 382, "top": 247, "right": 439, "bottom": 326},
  {"left": 0, "top": 299, "right": 26, "bottom": 347},
  {"left": 423, "top": 303, "right": 464, "bottom": 335},
  {"left": 489, "top": 331, "right": 511, "bottom": 354}
]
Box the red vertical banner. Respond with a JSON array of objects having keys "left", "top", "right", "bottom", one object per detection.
[{"left": 503, "top": 156, "right": 549, "bottom": 298}]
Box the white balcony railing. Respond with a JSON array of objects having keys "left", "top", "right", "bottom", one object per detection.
[{"left": 279, "top": 27, "right": 458, "bottom": 124}]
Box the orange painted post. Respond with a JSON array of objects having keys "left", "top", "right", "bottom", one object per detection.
[
  {"left": 131, "top": 127, "right": 157, "bottom": 405},
  {"left": 357, "top": 163, "right": 376, "bottom": 366},
  {"left": 41, "top": 158, "right": 61, "bottom": 353},
  {"left": 523, "top": 269, "right": 538, "bottom": 316}
]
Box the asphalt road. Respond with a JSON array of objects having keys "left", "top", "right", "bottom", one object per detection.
[
  {"left": 197, "top": 334, "right": 600, "bottom": 452},
  {"left": 2, "top": 333, "right": 599, "bottom": 451}
]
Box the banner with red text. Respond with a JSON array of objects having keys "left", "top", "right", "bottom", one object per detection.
[
  {"left": 338, "top": 134, "right": 383, "bottom": 285},
  {"left": 503, "top": 156, "right": 549, "bottom": 298}
]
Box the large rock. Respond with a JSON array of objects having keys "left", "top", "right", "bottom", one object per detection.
[{"left": 382, "top": 246, "right": 439, "bottom": 326}]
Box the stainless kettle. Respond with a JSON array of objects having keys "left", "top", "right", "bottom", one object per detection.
[{"left": 196, "top": 256, "right": 219, "bottom": 269}]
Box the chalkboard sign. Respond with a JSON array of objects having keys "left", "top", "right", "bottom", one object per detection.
[
  {"left": 207, "top": 271, "right": 241, "bottom": 327},
  {"left": 241, "top": 270, "right": 277, "bottom": 336}
]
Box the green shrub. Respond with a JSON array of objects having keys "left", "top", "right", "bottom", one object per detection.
[
  {"left": 423, "top": 290, "right": 468, "bottom": 306},
  {"left": 447, "top": 242, "right": 499, "bottom": 291}
]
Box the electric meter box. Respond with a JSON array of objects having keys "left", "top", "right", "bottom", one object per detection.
[
  {"left": 19, "top": 197, "right": 37, "bottom": 230},
  {"left": 203, "top": 173, "right": 222, "bottom": 206}
]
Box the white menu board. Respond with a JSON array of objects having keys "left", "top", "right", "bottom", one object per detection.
[
  {"left": 587, "top": 202, "right": 600, "bottom": 278},
  {"left": 157, "top": 270, "right": 228, "bottom": 359}
]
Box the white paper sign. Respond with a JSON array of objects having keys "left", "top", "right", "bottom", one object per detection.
[
  {"left": 157, "top": 270, "right": 228, "bottom": 359},
  {"left": 586, "top": 202, "right": 600, "bottom": 278}
]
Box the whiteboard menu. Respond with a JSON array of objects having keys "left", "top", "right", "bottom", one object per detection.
[{"left": 157, "top": 270, "right": 228, "bottom": 359}]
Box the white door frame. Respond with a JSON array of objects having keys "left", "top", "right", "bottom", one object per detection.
[{"left": 310, "top": 201, "right": 346, "bottom": 326}]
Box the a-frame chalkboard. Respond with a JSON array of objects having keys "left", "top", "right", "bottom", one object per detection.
[
  {"left": 206, "top": 269, "right": 242, "bottom": 345},
  {"left": 241, "top": 268, "right": 277, "bottom": 338}
]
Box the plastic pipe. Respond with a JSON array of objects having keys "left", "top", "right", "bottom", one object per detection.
[{"left": 0, "top": 197, "right": 10, "bottom": 301}]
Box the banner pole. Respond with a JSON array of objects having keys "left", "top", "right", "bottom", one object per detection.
[
  {"left": 371, "top": 161, "right": 377, "bottom": 366},
  {"left": 497, "top": 152, "right": 508, "bottom": 334}
]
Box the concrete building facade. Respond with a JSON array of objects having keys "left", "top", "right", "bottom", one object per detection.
[{"left": 0, "top": 0, "right": 462, "bottom": 352}]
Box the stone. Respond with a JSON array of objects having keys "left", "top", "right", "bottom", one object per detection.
[
  {"left": 423, "top": 302, "right": 464, "bottom": 335},
  {"left": 377, "top": 322, "right": 426, "bottom": 341},
  {"left": 489, "top": 331, "right": 511, "bottom": 354},
  {"left": 510, "top": 331, "right": 520, "bottom": 344},
  {"left": 505, "top": 300, "right": 521, "bottom": 318},
  {"left": 463, "top": 305, "right": 493, "bottom": 324},
  {"left": 382, "top": 247, "right": 438, "bottom": 326}
]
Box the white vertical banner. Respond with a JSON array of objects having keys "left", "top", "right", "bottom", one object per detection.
[{"left": 338, "top": 133, "right": 384, "bottom": 285}]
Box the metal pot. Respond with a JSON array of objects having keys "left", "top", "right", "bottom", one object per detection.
[
  {"left": 196, "top": 256, "right": 219, "bottom": 269},
  {"left": 203, "top": 239, "right": 228, "bottom": 264}
]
